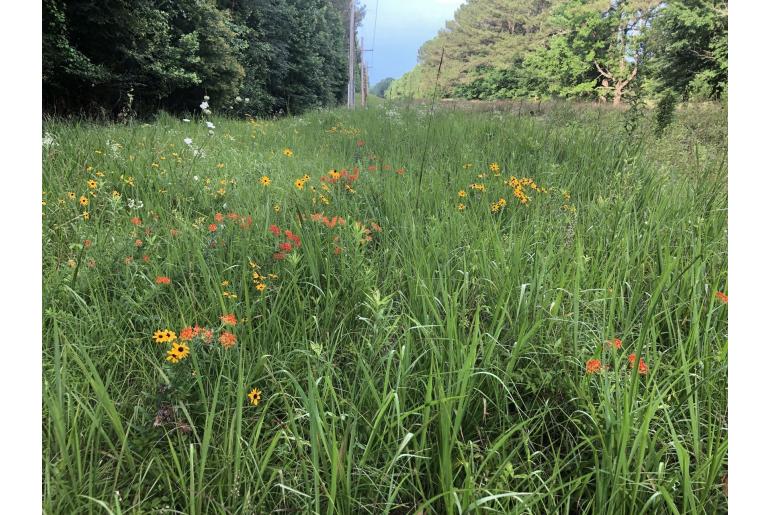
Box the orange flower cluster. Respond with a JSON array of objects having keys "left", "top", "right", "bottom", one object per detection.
[
  {"left": 155, "top": 276, "right": 171, "bottom": 285},
  {"left": 268, "top": 224, "right": 301, "bottom": 261},
  {"left": 715, "top": 291, "right": 728, "bottom": 304},
  {"left": 308, "top": 213, "right": 346, "bottom": 229},
  {"left": 320, "top": 167, "right": 360, "bottom": 185}
]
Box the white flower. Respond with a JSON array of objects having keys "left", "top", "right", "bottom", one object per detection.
[
  {"left": 184, "top": 137, "right": 193, "bottom": 145},
  {"left": 127, "top": 198, "right": 144, "bottom": 210},
  {"left": 193, "top": 175, "right": 199, "bottom": 181},
  {"left": 42, "top": 132, "right": 58, "bottom": 148},
  {"left": 203, "top": 109, "right": 212, "bottom": 116},
  {"left": 235, "top": 96, "right": 242, "bottom": 102},
  {"left": 205, "top": 121, "right": 215, "bottom": 129},
  {"left": 182, "top": 118, "right": 190, "bottom": 122},
  {"left": 244, "top": 98, "right": 250, "bottom": 103},
  {"left": 208, "top": 130, "right": 214, "bottom": 136},
  {"left": 200, "top": 101, "right": 209, "bottom": 110},
  {"left": 203, "top": 95, "right": 210, "bottom": 101}
]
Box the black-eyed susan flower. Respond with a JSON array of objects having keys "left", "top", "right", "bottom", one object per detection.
[
  {"left": 153, "top": 329, "right": 177, "bottom": 344},
  {"left": 458, "top": 190, "right": 466, "bottom": 198},
  {"left": 168, "top": 342, "right": 190, "bottom": 361},
  {"left": 247, "top": 387, "right": 262, "bottom": 406},
  {"left": 67, "top": 192, "right": 76, "bottom": 200},
  {"left": 489, "top": 162, "right": 501, "bottom": 174},
  {"left": 294, "top": 179, "right": 305, "bottom": 190},
  {"left": 82, "top": 211, "right": 90, "bottom": 220},
  {"left": 283, "top": 148, "right": 293, "bottom": 157},
  {"left": 87, "top": 179, "right": 97, "bottom": 189},
  {"left": 260, "top": 175, "right": 271, "bottom": 186},
  {"left": 79, "top": 195, "right": 89, "bottom": 207},
  {"left": 457, "top": 203, "right": 466, "bottom": 211}
]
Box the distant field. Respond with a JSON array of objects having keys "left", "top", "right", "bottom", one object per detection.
[{"left": 42, "top": 103, "right": 727, "bottom": 513}]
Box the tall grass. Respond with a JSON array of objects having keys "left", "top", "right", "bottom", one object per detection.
[{"left": 42, "top": 103, "right": 727, "bottom": 513}]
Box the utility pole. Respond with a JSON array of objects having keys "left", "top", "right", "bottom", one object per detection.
[
  {"left": 347, "top": 0, "right": 356, "bottom": 108},
  {"left": 360, "top": 36, "right": 367, "bottom": 107}
]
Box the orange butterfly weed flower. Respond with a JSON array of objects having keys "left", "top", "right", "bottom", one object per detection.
[
  {"left": 155, "top": 276, "right": 171, "bottom": 285},
  {"left": 131, "top": 216, "right": 142, "bottom": 226},
  {"left": 135, "top": 239, "right": 143, "bottom": 247},
  {"left": 227, "top": 212, "right": 239, "bottom": 220},
  {"left": 220, "top": 313, "right": 237, "bottom": 326},
  {"left": 279, "top": 242, "right": 293, "bottom": 252},
  {"left": 208, "top": 223, "right": 218, "bottom": 232},
  {"left": 311, "top": 213, "right": 323, "bottom": 222},
  {"left": 628, "top": 354, "right": 649, "bottom": 375},
  {"left": 269, "top": 224, "right": 281, "bottom": 236},
  {"left": 180, "top": 326, "right": 195, "bottom": 341},
  {"left": 214, "top": 212, "right": 224, "bottom": 222},
  {"left": 715, "top": 291, "right": 728, "bottom": 304},
  {"left": 83, "top": 239, "right": 92, "bottom": 249},
  {"left": 219, "top": 331, "right": 237, "bottom": 348},
  {"left": 272, "top": 252, "right": 286, "bottom": 261},
  {"left": 586, "top": 359, "right": 602, "bottom": 374},
  {"left": 608, "top": 338, "right": 622, "bottom": 350}
]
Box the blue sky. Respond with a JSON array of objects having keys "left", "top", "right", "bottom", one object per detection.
[{"left": 359, "top": 0, "right": 466, "bottom": 86}]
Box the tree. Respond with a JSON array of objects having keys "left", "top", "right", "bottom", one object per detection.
[
  {"left": 646, "top": 0, "right": 727, "bottom": 100},
  {"left": 370, "top": 77, "right": 395, "bottom": 97}
]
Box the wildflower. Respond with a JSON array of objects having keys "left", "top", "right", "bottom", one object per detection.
[
  {"left": 184, "top": 138, "right": 193, "bottom": 146},
  {"left": 182, "top": 118, "right": 191, "bottom": 123},
  {"left": 219, "top": 331, "right": 237, "bottom": 348},
  {"left": 82, "top": 212, "right": 90, "bottom": 221},
  {"left": 273, "top": 252, "right": 286, "bottom": 261},
  {"left": 458, "top": 190, "right": 467, "bottom": 198},
  {"left": 356, "top": 139, "right": 365, "bottom": 147},
  {"left": 273, "top": 204, "right": 281, "bottom": 213},
  {"left": 67, "top": 192, "right": 76, "bottom": 200},
  {"left": 67, "top": 259, "right": 77, "bottom": 268},
  {"left": 208, "top": 223, "right": 218, "bottom": 233},
  {"left": 586, "top": 359, "right": 602, "bottom": 374},
  {"left": 715, "top": 291, "right": 728, "bottom": 304},
  {"left": 269, "top": 224, "right": 281, "bottom": 236},
  {"left": 167, "top": 342, "right": 190, "bottom": 362},
  {"left": 206, "top": 121, "right": 216, "bottom": 129},
  {"left": 180, "top": 327, "right": 195, "bottom": 341},
  {"left": 79, "top": 196, "right": 89, "bottom": 207},
  {"left": 153, "top": 329, "right": 177, "bottom": 344},
  {"left": 83, "top": 239, "right": 92, "bottom": 249},
  {"left": 247, "top": 388, "right": 262, "bottom": 406},
  {"left": 155, "top": 276, "right": 171, "bottom": 285},
  {"left": 200, "top": 101, "right": 209, "bottom": 110},
  {"left": 124, "top": 256, "right": 134, "bottom": 265},
  {"left": 255, "top": 283, "right": 266, "bottom": 292},
  {"left": 214, "top": 212, "right": 224, "bottom": 222},
  {"left": 260, "top": 175, "right": 271, "bottom": 186},
  {"left": 220, "top": 313, "right": 237, "bottom": 326},
  {"left": 87, "top": 179, "right": 97, "bottom": 189},
  {"left": 457, "top": 203, "right": 466, "bottom": 211},
  {"left": 294, "top": 179, "right": 305, "bottom": 190},
  {"left": 131, "top": 216, "right": 141, "bottom": 226},
  {"left": 112, "top": 191, "right": 121, "bottom": 200},
  {"left": 135, "top": 239, "right": 143, "bottom": 248},
  {"left": 395, "top": 167, "right": 405, "bottom": 175},
  {"left": 283, "top": 148, "right": 294, "bottom": 157},
  {"left": 609, "top": 338, "right": 622, "bottom": 350},
  {"left": 279, "top": 242, "right": 293, "bottom": 252},
  {"left": 628, "top": 354, "right": 649, "bottom": 375},
  {"left": 489, "top": 162, "right": 501, "bottom": 174}
]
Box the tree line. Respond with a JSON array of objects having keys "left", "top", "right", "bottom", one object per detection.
[
  {"left": 386, "top": 0, "right": 727, "bottom": 104},
  {"left": 43, "top": 0, "right": 365, "bottom": 117}
]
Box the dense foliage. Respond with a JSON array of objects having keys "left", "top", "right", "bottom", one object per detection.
[
  {"left": 42, "top": 0, "right": 362, "bottom": 117},
  {"left": 387, "top": 0, "right": 727, "bottom": 103}
]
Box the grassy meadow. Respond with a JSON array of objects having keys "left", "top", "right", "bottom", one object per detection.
[{"left": 42, "top": 102, "right": 727, "bottom": 513}]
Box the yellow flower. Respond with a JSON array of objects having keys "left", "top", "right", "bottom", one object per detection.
[
  {"left": 67, "top": 192, "right": 76, "bottom": 200},
  {"left": 79, "top": 195, "right": 89, "bottom": 206},
  {"left": 283, "top": 148, "right": 294, "bottom": 157},
  {"left": 216, "top": 163, "right": 225, "bottom": 169},
  {"left": 167, "top": 342, "right": 190, "bottom": 363},
  {"left": 247, "top": 387, "right": 262, "bottom": 406},
  {"left": 82, "top": 211, "right": 90, "bottom": 220},
  {"left": 489, "top": 162, "right": 501, "bottom": 174},
  {"left": 95, "top": 171, "right": 105, "bottom": 177},
  {"left": 457, "top": 203, "right": 466, "bottom": 211},
  {"left": 255, "top": 283, "right": 266, "bottom": 292},
  {"left": 273, "top": 204, "right": 281, "bottom": 213},
  {"left": 153, "top": 329, "right": 177, "bottom": 344},
  {"left": 87, "top": 180, "right": 97, "bottom": 189},
  {"left": 260, "top": 175, "right": 271, "bottom": 186},
  {"left": 294, "top": 179, "right": 305, "bottom": 190},
  {"left": 458, "top": 190, "right": 466, "bottom": 198},
  {"left": 112, "top": 190, "right": 121, "bottom": 200},
  {"left": 221, "top": 280, "right": 230, "bottom": 287}
]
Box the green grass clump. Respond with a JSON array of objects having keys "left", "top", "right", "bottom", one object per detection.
[{"left": 42, "top": 103, "right": 727, "bottom": 513}]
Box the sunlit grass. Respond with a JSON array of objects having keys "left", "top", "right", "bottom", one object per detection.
[{"left": 42, "top": 103, "right": 727, "bottom": 513}]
